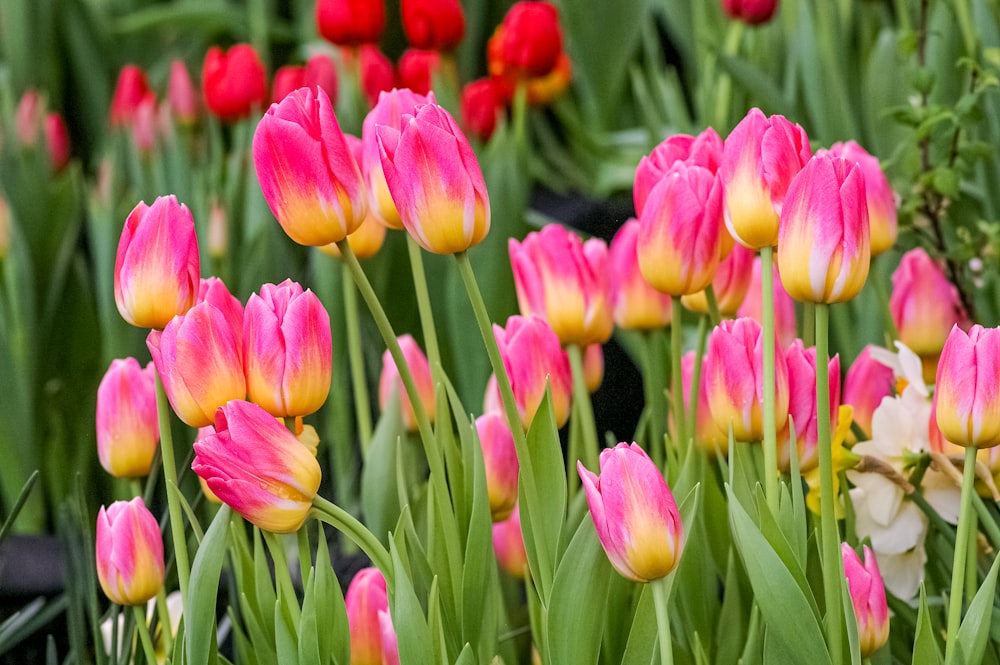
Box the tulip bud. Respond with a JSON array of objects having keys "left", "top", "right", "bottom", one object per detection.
[
  {"left": 476, "top": 411, "right": 519, "bottom": 522},
  {"left": 96, "top": 358, "right": 160, "bottom": 478},
  {"left": 578, "top": 443, "right": 683, "bottom": 582},
  {"left": 608, "top": 219, "right": 673, "bottom": 330},
  {"left": 493, "top": 505, "right": 529, "bottom": 579},
  {"left": 345, "top": 567, "right": 390, "bottom": 665},
  {"left": 44, "top": 112, "right": 71, "bottom": 172},
  {"left": 357, "top": 44, "right": 397, "bottom": 108},
  {"left": 825, "top": 141, "right": 897, "bottom": 256},
  {"left": 721, "top": 0, "right": 779, "bottom": 25},
  {"left": 253, "top": 86, "right": 368, "bottom": 246},
  {"left": 202, "top": 44, "right": 268, "bottom": 122},
  {"left": 402, "top": 0, "right": 465, "bottom": 51},
  {"left": 316, "top": 0, "right": 386, "bottom": 47},
  {"left": 379, "top": 334, "right": 435, "bottom": 431},
  {"left": 129, "top": 93, "right": 157, "bottom": 155},
  {"left": 110, "top": 65, "right": 152, "bottom": 128},
  {"left": 934, "top": 324, "right": 1000, "bottom": 448},
  {"left": 304, "top": 52, "right": 340, "bottom": 102},
  {"left": 843, "top": 345, "right": 895, "bottom": 441},
  {"left": 15, "top": 89, "right": 43, "bottom": 146},
  {"left": 737, "top": 256, "right": 797, "bottom": 347},
  {"left": 494, "top": 2, "right": 564, "bottom": 78},
  {"left": 96, "top": 497, "right": 165, "bottom": 606},
  {"left": 397, "top": 48, "right": 442, "bottom": 96},
  {"left": 842, "top": 544, "right": 890, "bottom": 657},
  {"left": 271, "top": 65, "right": 307, "bottom": 104},
  {"left": 193, "top": 399, "right": 322, "bottom": 533},
  {"left": 460, "top": 78, "right": 506, "bottom": 142},
  {"left": 114, "top": 195, "right": 201, "bottom": 330},
  {"left": 168, "top": 59, "right": 201, "bottom": 126},
  {"left": 583, "top": 343, "right": 604, "bottom": 393},
  {"left": 779, "top": 340, "right": 840, "bottom": 471}
]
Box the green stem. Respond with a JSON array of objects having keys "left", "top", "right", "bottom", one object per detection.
[
  {"left": 711, "top": 20, "right": 745, "bottom": 130},
  {"left": 945, "top": 446, "right": 979, "bottom": 663},
  {"left": 568, "top": 344, "right": 600, "bottom": 474},
  {"left": 643, "top": 329, "right": 668, "bottom": 463},
  {"left": 871, "top": 255, "right": 898, "bottom": 344},
  {"left": 406, "top": 235, "right": 444, "bottom": 387},
  {"left": 651, "top": 577, "right": 675, "bottom": 665},
  {"left": 154, "top": 588, "right": 173, "bottom": 658},
  {"left": 311, "top": 495, "right": 392, "bottom": 582},
  {"left": 132, "top": 604, "right": 157, "bottom": 665},
  {"left": 815, "top": 304, "right": 843, "bottom": 665},
  {"left": 686, "top": 314, "right": 709, "bottom": 447},
  {"left": 704, "top": 285, "right": 721, "bottom": 328},
  {"left": 342, "top": 267, "right": 373, "bottom": 448},
  {"left": 670, "top": 297, "right": 686, "bottom": 452},
  {"left": 760, "top": 247, "right": 779, "bottom": 513},
  {"left": 154, "top": 375, "right": 190, "bottom": 600}
]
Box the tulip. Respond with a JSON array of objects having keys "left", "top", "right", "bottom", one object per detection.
[
  {"left": 890, "top": 248, "right": 968, "bottom": 374},
  {"left": 476, "top": 411, "right": 519, "bottom": 522},
  {"left": 198, "top": 276, "right": 245, "bottom": 340},
  {"left": 721, "top": 0, "right": 779, "bottom": 25},
  {"left": 608, "top": 219, "right": 673, "bottom": 330},
  {"left": 202, "top": 44, "right": 268, "bottom": 122},
  {"left": 681, "top": 242, "right": 755, "bottom": 316},
  {"left": 96, "top": 358, "right": 160, "bottom": 478},
  {"left": 824, "top": 141, "right": 897, "bottom": 256},
  {"left": 304, "top": 53, "right": 340, "bottom": 101},
  {"left": 633, "top": 127, "right": 723, "bottom": 217},
  {"left": 243, "top": 280, "right": 332, "bottom": 418},
  {"left": 271, "top": 65, "right": 307, "bottom": 104},
  {"left": 95, "top": 497, "right": 165, "bottom": 606},
  {"left": 44, "top": 112, "right": 71, "bottom": 172},
  {"left": 361, "top": 88, "right": 433, "bottom": 229},
  {"left": 703, "top": 317, "right": 789, "bottom": 442},
  {"left": 253, "top": 86, "right": 367, "bottom": 246},
  {"left": 147, "top": 300, "right": 246, "bottom": 428},
  {"left": 636, "top": 161, "right": 724, "bottom": 297},
  {"left": 15, "top": 89, "right": 43, "bottom": 146},
  {"left": 110, "top": 65, "right": 152, "bottom": 127},
  {"left": 402, "top": 0, "right": 466, "bottom": 51},
  {"left": 843, "top": 345, "right": 895, "bottom": 441},
  {"left": 934, "top": 324, "right": 1000, "bottom": 448},
  {"left": 168, "top": 59, "right": 201, "bottom": 126},
  {"left": 493, "top": 504, "right": 529, "bottom": 579},
  {"left": 316, "top": 0, "right": 385, "bottom": 47},
  {"left": 397, "top": 48, "right": 442, "bottom": 96},
  {"left": 130, "top": 93, "right": 157, "bottom": 155},
  {"left": 379, "top": 334, "right": 435, "bottom": 431},
  {"left": 779, "top": 340, "right": 840, "bottom": 471},
  {"left": 578, "top": 442, "right": 683, "bottom": 582},
  {"left": 680, "top": 351, "right": 728, "bottom": 454},
  {"left": 193, "top": 399, "right": 322, "bottom": 532},
  {"left": 379, "top": 610, "right": 400, "bottom": 665},
  {"left": 720, "top": 107, "right": 811, "bottom": 249},
  {"left": 522, "top": 53, "right": 573, "bottom": 106},
  {"left": 776, "top": 153, "right": 870, "bottom": 303},
  {"left": 583, "top": 343, "right": 604, "bottom": 393},
  {"left": 376, "top": 100, "right": 491, "bottom": 254},
  {"left": 460, "top": 77, "right": 506, "bottom": 142},
  {"left": 842, "top": 544, "right": 890, "bottom": 657},
  {"left": 493, "top": 2, "right": 563, "bottom": 78},
  {"left": 509, "top": 224, "right": 612, "bottom": 347},
  {"left": 320, "top": 135, "right": 388, "bottom": 260},
  {"left": 114, "top": 195, "right": 200, "bottom": 330},
  {"left": 737, "top": 256, "right": 797, "bottom": 347},
  {"left": 355, "top": 44, "right": 397, "bottom": 108},
  {"left": 345, "top": 567, "right": 390, "bottom": 665}
]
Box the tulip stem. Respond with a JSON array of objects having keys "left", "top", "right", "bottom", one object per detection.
[
  {"left": 154, "top": 588, "right": 173, "bottom": 658},
  {"left": 341, "top": 267, "right": 373, "bottom": 448},
  {"left": 132, "top": 604, "right": 157, "bottom": 665},
  {"left": 815, "top": 303, "right": 844, "bottom": 665},
  {"left": 760, "top": 247, "right": 779, "bottom": 514},
  {"left": 311, "top": 495, "right": 392, "bottom": 586},
  {"left": 643, "top": 329, "right": 669, "bottom": 464},
  {"left": 406, "top": 235, "right": 444, "bottom": 389},
  {"left": 569, "top": 344, "right": 600, "bottom": 475},
  {"left": 670, "top": 297, "right": 686, "bottom": 452},
  {"left": 945, "top": 445, "right": 979, "bottom": 664},
  {"left": 686, "top": 314, "right": 709, "bottom": 447},
  {"left": 154, "top": 375, "right": 190, "bottom": 601},
  {"left": 651, "top": 577, "right": 675, "bottom": 665}
]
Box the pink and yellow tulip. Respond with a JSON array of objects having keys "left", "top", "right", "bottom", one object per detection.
[
  {"left": 824, "top": 140, "right": 897, "bottom": 256},
  {"left": 679, "top": 351, "right": 728, "bottom": 454},
  {"left": 842, "top": 543, "right": 890, "bottom": 657},
  {"left": 379, "top": 334, "right": 435, "bottom": 431},
  {"left": 681, "top": 242, "right": 755, "bottom": 316},
  {"left": 633, "top": 127, "right": 722, "bottom": 217},
  {"left": 843, "top": 345, "right": 895, "bottom": 441},
  {"left": 345, "top": 567, "right": 391, "bottom": 665},
  {"left": 780, "top": 340, "right": 841, "bottom": 471},
  {"left": 96, "top": 358, "right": 159, "bottom": 479},
  {"left": 320, "top": 134, "right": 388, "bottom": 260},
  {"left": 608, "top": 219, "right": 672, "bottom": 330},
  {"left": 493, "top": 504, "right": 529, "bottom": 579},
  {"left": 476, "top": 411, "right": 519, "bottom": 522},
  {"left": 934, "top": 324, "right": 1000, "bottom": 448},
  {"left": 95, "top": 497, "right": 164, "bottom": 606}
]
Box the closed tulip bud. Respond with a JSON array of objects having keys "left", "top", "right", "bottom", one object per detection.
[
  {"left": 779, "top": 340, "right": 840, "bottom": 471},
  {"left": 193, "top": 399, "right": 322, "bottom": 532},
  {"left": 402, "top": 0, "right": 465, "bottom": 51},
  {"left": 379, "top": 610, "right": 400, "bottom": 665},
  {"left": 934, "top": 324, "right": 1000, "bottom": 448},
  {"left": 362, "top": 88, "right": 433, "bottom": 229},
  {"left": 509, "top": 224, "right": 612, "bottom": 346},
  {"left": 345, "top": 567, "right": 390, "bottom": 665},
  {"left": 397, "top": 48, "right": 442, "bottom": 96},
  {"left": 777, "top": 153, "right": 871, "bottom": 303},
  {"left": 168, "top": 59, "right": 201, "bottom": 126},
  {"left": 578, "top": 442, "right": 683, "bottom": 582},
  {"left": 679, "top": 351, "right": 728, "bottom": 454},
  {"left": 493, "top": 504, "right": 529, "bottom": 578},
  {"left": 704, "top": 317, "right": 789, "bottom": 442},
  {"left": 44, "top": 112, "right": 71, "bottom": 172},
  {"left": 637, "top": 161, "right": 724, "bottom": 297},
  {"left": 721, "top": 0, "right": 779, "bottom": 25},
  {"left": 253, "top": 86, "right": 367, "bottom": 246},
  {"left": 737, "top": 256, "right": 797, "bottom": 347},
  {"left": 377, "top": 101, "right": 491, "bottom": 254},
  {"left": 608, "top": 219, "right": 673, "bottom": 330},
  {"left": 316, "top": 0, "right": 385, "bottom": 47},
  {"left": 357, "top": 44, "right": 397, "bottom": 108},
  {"left": 842, "top": 544, "right": 889, "bottom": 657},
  {"left": 110, "top": 65, "right": 152, "bottom": 128},
  {"left": 460, "top": 77, "right": 506, "bottom": 142},
  {"left": 379, "top": 334, "right": 435, "bottom": 431},
  {"left": 720, "top": 107, "right": 811, "bottom": 249},
  {"left": 493, "top": 314, "right": 572, "bottom": 429},
  {"left": 633, "top": 127, "right": 723, "bottom": 217},
  {"left": 476, "top": 411, "right": 519, "bottom": 522},
  {"left": 202, "top": 44, "right": 268, "bottom": 122},
  {"left": 825, "top": 141, "right": 897, "bottom": 256},
  {"left": 681, "top": 242, "right": 755, "bottom": 316},
  {"left": 244, "top": 280, "right": 332, "bottom": 418},
  {"left": 843, "top": 345, "right": 895, "bottom": 441},
  {"left": 114, "top": 195, "right": 200, "bottom": 330},
  {"left": 130, "top": 93, "right": 157, "bottom": 155},
  {"left": 495, "top": 2, "right": 563, "bottom": 78},
  {"left": 96, "top": 497, "right": 164, "bottom": 606},
  {"left": 96, "top": 358, "right": 159, "bottom": 479}
]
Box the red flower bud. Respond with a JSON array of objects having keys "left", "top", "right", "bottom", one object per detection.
[
  {"left": 202, "top": 44, "right": 268, "bottom": 122},
  {"left": 316, "top": 0, "right": 385, "bottom": 47},
  {"left": 401, "top": 0, "right": 466, "bottom": 51}
]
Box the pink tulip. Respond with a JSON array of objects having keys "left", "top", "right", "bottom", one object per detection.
[
  {"left": 110, "top": 65, "right": 152, "bottom": 128},
  {"left": 703, "top": 317, "right": 789, "bottom": 442},
  {"left": 15, "top": 89, "right": 43, "bottom": 146},
  {"left": 320, "top": 134, "right": 388, "bottom": 260},
  {"left": 361, "top": 88, "right": 434, "bottom": 229},
  {"left": 476, "top": 411, "right": 519, "bottom": 521},
  {"left": 96, "top": 497, "right": 164, "bottom": 606},
  {"left": 720, "top": 107, "right": 811, "bottom": 249},
  {"left": 376, "top": 100, "right": 491, "bottom": 253},
  {"left": 114, "top": 196, "right": 200, "bottom": 330},
  {"left": 608, "top": 219, "right": 672, "bottom": 330},
  {"left": 492, "top": 314, "right": 572, "bottom": 429},
  {"left": 193, "top": 399, "right": 322, "bottom": 533},
  {"left": 583, "top": 343, "right": 604, "bottom": 393},
  {"left": 842, "top": 345, "right": 895, "bottom": 441},
  {"left": 779, "top": 340, "right": 840, "bottom": 471},
  {"left": 509, "top": 224, "right": 612, "bottom": 347},
  {"left": 633, "top": 127, "right": 723, "bottom": 217},
  {"left": 379, "top": 334, "right": 435, "bottom": 431},
  {"left": 680, "top": 351, "right": 728, "bottom": 454},
  {"left": 253, "top": 86, "right": 367, "bottom": 246},
  {"left": 493, "top": 504, "right": 529, "bottom": 579},
  {"left": 737, "top": 256, "right": 797, "bottom": 347},
  {"left": 824, "top": 141, "right": 896, "bottom": 256},
  {"left": 721, "top": 0, "right": 779, "bottom": 25},
  {"left": 345, "top": 567, "right": 390, "bottom": 665},
  {"left": 44, "top": 112, "right": 71, "bottom": 172},
  {"left": 890, "top": 248, "right": 968, "bottom": 361},
  {"left": 198, "top": 277, "right": 245, "bottom": 343},
  {"left": 776, "top": 153, "right": 870, "bottom": 304},
  {"left": 636, "top": 161, "right": 724, "bottom": 297},
  {"left": 934, "top": 324, "right": 1000, "bottom": 448},
  {"left": 244, "top": 280, "right": 332, "bottom": 418},
  {"left": 129, "top": 93, "right": 157, "bottom": 155},
  {"left": 96, "top": 358, "right": 159, "bottom": 478},
  {"left": 842, "top": 544, "right": 889, "bottom": 657},
  {"left": 578, "top": 442, "right": 683, "bottom": 582},
  {"left": 379, "top": 610, "right": 400, "bottom": 665},
  {"left": 681, "top": 242, "right": 755, "bottom": 316},
  {"left": 168, "top": 59, "right": 201, "bottom": 125}
]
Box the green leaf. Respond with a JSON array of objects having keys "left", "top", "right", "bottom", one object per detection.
[
  {"left": 389, "top": 539, "right": 435, "bottom": 665},
  {"left": 911, "top": 586, "right": 943, "bottom": 665},
  {"left": 184, "top": 505, "right": 231, "bottom": 665},
  {"left": 361, "top": 392, "right": 404, "bottom": 547},
  {"left": 620, "top": 584, "right": 657, "bottom": 665},
  {"left": 313, "top": 526, "right": 350, "bottom": 665},
  {"left": 297, "top": 568, "right": 322, "bottom": 665},
  {"left": 952, "top": 551, "right": 1000, "bottom": 665},
  {"left": 274, "top": 599, "right": 298, "bottom": 665}
]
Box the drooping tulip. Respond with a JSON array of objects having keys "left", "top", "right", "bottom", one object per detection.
[
  {"left": 96, "top": 358, "right": 160, "bottom": 479},
  {"left": 934, "top": 324, "right": 1000, "bottom": 448},
  {"left": 95, "top": 497, "right": 164, "bottom": 606},
  {"left": 842, "top": 543, "right": 890, "bottom": 657}
]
